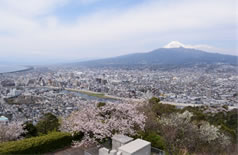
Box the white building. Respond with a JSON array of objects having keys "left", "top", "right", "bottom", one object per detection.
[
  {"left": 99, "top": 135, "right": 151, "bottom": 155},
  {"left": 118, "top": 139, "right": 151, "bottom": 155}
]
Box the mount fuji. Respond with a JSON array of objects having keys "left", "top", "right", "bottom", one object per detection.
[{"left": 80, "top": 41, "right": 237, "bottom": 66}]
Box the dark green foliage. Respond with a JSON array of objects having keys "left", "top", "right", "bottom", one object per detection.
[
  {"left": 4, "top": 98, "right": 18, "bottom": 105},
  {"left": 223, "top": 109, "right": 238, "bottom": 130},
  {"left": 97, "top": 102, "right": 106, "bottom": 108},
  {"left": 133, "top": 131, "right": 165, "bottom": 150},
  {"left": 72, "top": 132, "right": 84, "bottom": 141},
  {"left": 142, "top": 132, "right": 166, "bottom": 150},
  {"left": 0, "top": 132, "right": 72, "bottom": 154},
  {"left": 22, "top": 122, "right": 38, "bottom": 138},
  {"left": 148, "top": 97, "right": 178, "bottom": 117},
  {"left": 222, "top": 105, "right": 228, "bottom": 110},
  {"left": 149, "top": 97, "right": 160, "bottom": 104},
  {"left": 209, "top": 109, "right": 238, "bottom": 142},
  {"left": 152, "top": 103, "right": 178, "bottom": 117},
  {"left": 36, "top": 113, "right": 60, "bottom": 135}
]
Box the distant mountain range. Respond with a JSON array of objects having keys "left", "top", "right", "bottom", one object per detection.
[{"left": 80, "top": 42, "right": 237, "bottom": 66}]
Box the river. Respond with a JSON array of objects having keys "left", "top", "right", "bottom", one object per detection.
[{"left": 61, "top": 89, "right": 119, "bottom": 102}]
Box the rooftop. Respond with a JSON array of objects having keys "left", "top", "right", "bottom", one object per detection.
[
  {"left": 112, "top": 134, "right": 133, "bottom": 144},
  {"left": 0, "top": 116, "right": 8, "bottom": 121},
  {"left": 118, "top": 139, "right": 151, "bottom": 153}
]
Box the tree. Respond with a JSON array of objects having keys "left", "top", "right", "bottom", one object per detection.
[
  {"left": 148, "top": 97, "right": 160, "bottom": 104},
  {"left": 142, "top": 132, "right": 165, "bottom": 150},
  {"left": 159, "top": 111, "right": 231, "bottom": 154},
  {"left": 36, "top": 113, "right": 60, "bottom": 135},
  {"left": 22, "top": 122, "right": 38, "bottom": 138},
  {"left": 0, "top": 122, "right": 25, "bottom": 142},
  {"left": 61, "top": 102, "right": 146, "bottom": 147}
]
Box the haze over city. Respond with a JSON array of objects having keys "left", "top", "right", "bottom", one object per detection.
[{"left": 0, "top": 0, "right": 237, "bottom": 65}]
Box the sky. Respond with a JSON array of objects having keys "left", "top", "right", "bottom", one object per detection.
[{"left": 0, "top": 0, "right": 237, "bottom": 65}]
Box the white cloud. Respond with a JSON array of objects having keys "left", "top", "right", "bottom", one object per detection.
[
  {"left": 0, "top": 0, "right": 68, "bottom": 16},
  {"left": 0, "top": 0, "right": 236, "bottom": 64},
  {"left": 164, "top": 41, "right": 236, "bottom": 55},
  {"left": 191, "top": 45, "right": 236, "bottom": 55}
]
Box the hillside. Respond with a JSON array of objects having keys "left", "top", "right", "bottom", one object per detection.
[{"left": 81, "top": 47, "right": 237, "bottom": 66}]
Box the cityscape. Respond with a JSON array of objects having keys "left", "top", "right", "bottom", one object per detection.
[
  {"left": 0, "top": 0, "right": 237, "bottom": 154},
  {"left": 0, "top": 63, "right": 237, "bottom": 123}
]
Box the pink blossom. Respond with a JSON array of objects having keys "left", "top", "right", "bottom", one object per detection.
[
  {"left": 0, "top": 121, "right": 25, "bottom": 142},
  {"left": 61, "top": 102, "right": 146, "bottom": 147}
]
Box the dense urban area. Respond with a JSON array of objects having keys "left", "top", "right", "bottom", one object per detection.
[{"left": 0, "top": 64, "right": 237, "bottom": 123}]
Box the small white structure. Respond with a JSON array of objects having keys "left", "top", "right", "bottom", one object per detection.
[
  {"left": 118, "top": 139, "right": 151, "bottom": 155},
  {"left": 99, "top": 135, "right": 151, "bottom": 155},
  {"left": 0, "top": 116, "right": 9, "bottom": 124},
  {"left": 112, "top": 134, "right": 133, "bottom": 150}
]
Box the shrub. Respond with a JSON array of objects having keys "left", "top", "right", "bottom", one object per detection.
[
  {"left": 149, "top": 97, "right": 160, "bottom": 104},
  {"left": 143, "top": 132, "right": 165, "bottom": 150},
  {"left": 22, "top": 122, "right": 38, "bottom": 138},
  {"left": 72, "top": 131, "right": 84, "bottom": 141},
  {"left": 0, "top": 132, "right": 72, "bottom": 154},
  {"left": 97, "top": 102, "right": 106, "bottom": 108},
  {"left": 152, "top": 103, "right": 178, "bottom": 116}
]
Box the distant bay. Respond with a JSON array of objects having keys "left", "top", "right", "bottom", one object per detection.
[{"left": 0, "top": 65, "right": 30, "bottom": 73}]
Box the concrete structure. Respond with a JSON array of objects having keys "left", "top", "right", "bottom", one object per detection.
[
  {"left": 99, "top": 148, "right": 121, "bottom": 155},
  {"left": 112, "top": 134, "right": 133, "bottom": 150},
  {"left": 99, "top": 135, "right": 151, "bottom": 155},
  {"left": 118, "top": 139, "right": 151, "bottom": 155}
]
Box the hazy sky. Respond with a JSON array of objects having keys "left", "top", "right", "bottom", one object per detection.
[{"left": 0, "top": 0, "right": 237, "bottom": 64}]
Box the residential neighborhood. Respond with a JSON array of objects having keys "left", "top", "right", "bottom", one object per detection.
[{"left": 0, "top": 64, "right": 237, "bottom": 123}]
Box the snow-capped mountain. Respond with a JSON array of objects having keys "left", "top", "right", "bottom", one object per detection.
[
  {"left": 164, "top": 41, "right": 186, "bottom": 48},
  {"left": 80, "top": 43, "right": 237, "bottom": 66},
  {"left": 164, "top": 41, "right": 235, "bottom": 55}
]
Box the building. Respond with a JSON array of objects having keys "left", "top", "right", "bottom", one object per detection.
[
  {"left": 0, "top": 116, "right": 9, "bottom": 124},
  {"left": 99, "top": 135, "right": 151, "bottom": 155}
]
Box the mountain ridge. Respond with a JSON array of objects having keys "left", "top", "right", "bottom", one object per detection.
[{"left": 80, "top": 47, "right": 237, "bottom": 66}]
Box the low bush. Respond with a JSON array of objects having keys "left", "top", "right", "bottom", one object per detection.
[
  {"left": 0, "top": 132, "right": 72, "bottom": 154},
  {"left": 97, "top": 102, "right": 106, "bottom": 108},
  {"left": 134, "top": 131, "right": 166, "bottom": 150},
  {"left": 149, "top": 97, "right": 160, "bottom": 104},
  {"left": 142, "top": 132, "right": 166, "bottom": 150}
]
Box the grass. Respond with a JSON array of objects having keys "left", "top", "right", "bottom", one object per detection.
[
  {"left": 4, "top": 98, "right": 19, "bottom": 105},
  {"left": 79, "top": 90, "right": 106, "bottom": 98},
  {"left": 65, "top": 88, "right": 116, "bottom": 99}
]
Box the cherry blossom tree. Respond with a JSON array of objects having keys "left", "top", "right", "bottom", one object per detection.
[
  {"left": 61, "top": 102, "right": 146, "bottom": 147},
  {"left": 0, "top": 122, "right": 25, "bottom": 143}
]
